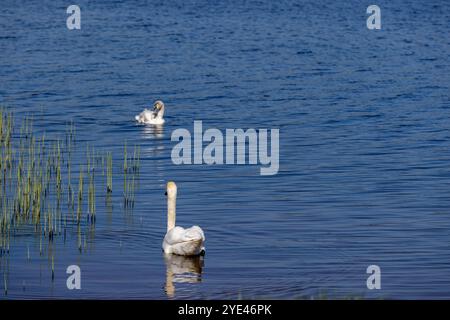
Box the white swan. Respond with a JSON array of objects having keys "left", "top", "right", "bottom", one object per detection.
[
  {"left": 162, "top": 181, "right": 205, "bottom": 256},
  {"left": 135, "top": 100, "right": 165, "bottom": 125}
]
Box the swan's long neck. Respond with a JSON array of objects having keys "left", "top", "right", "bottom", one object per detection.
[
  {"left": 157, "top": 105, "right": 165, "bottom": 119},
  {"left": 167, "top": 194, "right": 176, "bottom": 232}
]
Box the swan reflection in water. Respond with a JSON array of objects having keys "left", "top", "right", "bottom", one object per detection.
[
  {"left": 164, "top": 254, "right": 204, "bottom": 298},
  {"left": 140, "top": 124, "right": 165, "bottom": 159},
  {"left": 140, "top": 124, "right": 164, "bottom": 139}
]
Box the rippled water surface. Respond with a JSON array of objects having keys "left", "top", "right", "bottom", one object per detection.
[{"left": 1, "top": 0, "right": 450, "bottom": 299}]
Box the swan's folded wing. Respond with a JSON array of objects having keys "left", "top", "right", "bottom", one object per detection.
[
  {"left": 185, "top": 226, "right": 205, "bottom": 241},
  {"left": 164, "top": 226, "right": 204, "bottom": 245},
  {"left": 164, "top": 227, "right": 188, "bottom": 245},
  {"left": 135, "top": 109, "right": 155, "bottom": 123}
]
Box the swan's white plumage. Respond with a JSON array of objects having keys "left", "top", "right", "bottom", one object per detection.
[
  {"left": 162, "top": 182, "right": 205, "bottom": 256},
  {"left": 163, "top": 226, "right": 205, "bottom": 256},
  {"left": 135, "top": 100, "right": 165, "bottom": 125}
]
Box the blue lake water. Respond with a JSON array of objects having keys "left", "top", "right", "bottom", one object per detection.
[{"left": 0, "top": 0, "right": 450, "bottom": 299}]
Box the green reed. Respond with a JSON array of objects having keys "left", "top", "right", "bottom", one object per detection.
[
  {"left": 87, "top": 147, "right": 96, "bottom": 223},
  {"left": 106, "top": 152, "right": 112, "bottom": 193},
  {"left": 0, "top": 107, "right": 141, "bottom": 259},
  {"left": 51, "top": 254, "right": 54, "bottom": 280},
  {"left": 123, "top": 144, "right": 140, "bottom": 209},
  {"left": 76, "top": 166, "right": 84, "bottom": 224}
]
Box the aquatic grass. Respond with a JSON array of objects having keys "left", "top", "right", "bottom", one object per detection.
[
  {"left": 123, "top": 145, "right": 140, "bottom": 210},
  {"left": 77, "top": 224, "right": 82, "bottom": 253},
  {"left": 76, "top": 166, "right": 84, "bottom": 224},
  {"left": 123, "top": 141, "right": 127, "bottom": 173},
  {"left": 87, "top": 147, "right": 96, "bottom": 224},
  {"left": 132, "top": 145, "right": 141, "bottom": 175},
  {"left": 106, "top": 152, "right": 113, "bottom": 193},
  {"left": 51, "top": 254, "right": 54, "bottom": 280},
  {"left": 0, "top": 107, "right": 141, "bottom": 266}
]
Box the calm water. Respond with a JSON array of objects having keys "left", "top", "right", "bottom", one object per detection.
[{"left": 1, "top": 0, "right": 450, "bottom": 299}]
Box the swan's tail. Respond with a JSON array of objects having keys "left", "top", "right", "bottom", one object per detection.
[
  {"left": 177, "top": 227, "right": 205, "bottom": 256},
  {"left": 171, "top": 238, "right": 204, "bottom": 256}
]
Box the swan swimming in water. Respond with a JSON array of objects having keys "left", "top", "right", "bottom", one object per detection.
[
  {"left": 162, "top": 181, "right": 206, "bottom": 256},
  {"left": 135, "top": 100, "right": 165, "bottom": 125}
]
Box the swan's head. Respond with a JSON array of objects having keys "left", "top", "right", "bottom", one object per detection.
[
  {"left": 153, "top": 100, "right": 165, "bottom": 114},
  {"left": 165, "top": 181, "right": 177, "bottom": 198}
]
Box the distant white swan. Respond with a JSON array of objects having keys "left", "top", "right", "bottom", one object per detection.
[
  {"left": 162, "top": 181, "right": 205, "bottom": 256},
  {"left": 135, "top": 100, "right": 165, "bottom": 125}
]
